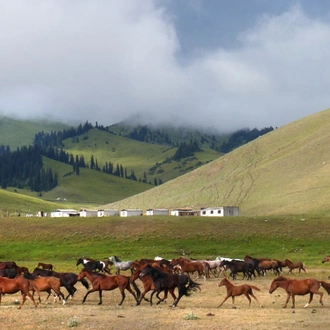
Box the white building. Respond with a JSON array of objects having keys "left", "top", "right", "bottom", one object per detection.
[
  {"left": 97, "top": 209, "right": 119, "bottom": 217},
  {"left": 200, "top": 206, "right": 239, "bottom": 217},
  {"left": 80, "top": 209, "right": 98, "bottom": 217},
  {"left": 120, "top": 209, "right": 143, "bottom": 217},
  {"left": 146, "top": 209, "right": 169, "bottom": 216},
  {"left": 50, "top": 209, "right": 79, "bottom": 218},
  {"left": 170, "top": 208, "right": 199, "bottom": 216}
]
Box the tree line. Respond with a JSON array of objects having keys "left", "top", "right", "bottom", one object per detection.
[{"left": 0, "top": 145, "right": 58, "bottom": 191}]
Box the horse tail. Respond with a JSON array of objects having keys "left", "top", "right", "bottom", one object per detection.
[
  {"left": 79, "top": 277, "right": 90, "bottom": 290},
  {"left": 128, "top": 276, "right": 141, "bottom": 299},
  {"left": 186, "top": 278, "right": 201, "bottom": 295},
  {"left": 320, "top": 281, "right": 330, "bottom": 294},
  {"left": 249, "top": 285, "right": 261, "bottom": 291}
]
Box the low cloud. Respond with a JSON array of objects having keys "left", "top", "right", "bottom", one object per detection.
[{"left": 0, "top": 2, "right": 329, "bottom": 132}]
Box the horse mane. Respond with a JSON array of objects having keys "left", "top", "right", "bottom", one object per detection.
[
  {"left": 275, "top": 276, "right": 287, "bottom": 282},
  {"left": 112, "top": 256, "right": 121, "bottom": 262}
]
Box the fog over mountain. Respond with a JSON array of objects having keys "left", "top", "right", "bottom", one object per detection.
[{"left": 1, "top": 1, "right": 330, "bottom": 132}]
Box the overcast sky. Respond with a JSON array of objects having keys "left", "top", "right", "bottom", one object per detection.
[{"left": 1, "top": 0, "right": 330, "bottom": 132}]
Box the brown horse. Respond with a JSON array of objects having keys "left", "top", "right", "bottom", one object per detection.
[
  {"left": 24, "top": 273, "right": 66, "bottom": 304},
  {"left": 322, "top": 256, "right": 330, "bottom": 263},
  {"left": 283, "top": 259, "right": 306, "bottom": 274},
  {"left": 0, "top": 276, "right": 38, "bottom": 309},
  {"left": 269, "top": 276, "right": 330, "bottom": 308},
  {"left": 218, "top": 278, "right": 263, "bottom": 308},
  {"left": 170, "top": 257, "right": 207, "bottom": 280},
  {"left": 130, "top": 268, "right": 177, "bottom": 305},
  {"left": 77, "top": 269, "right": 139, "bottom": 305},
  {"left": 37, "top": 262, "right": 54, "bottom": 271},
  {"left": 0, "top": 261, "right": 18, "bottom": 270}
]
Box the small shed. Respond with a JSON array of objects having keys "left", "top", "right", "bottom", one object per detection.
[
  {"left": 120, "top": 209, "right": 143, "bottom": 217},
  {"left": 50, "top": 209, "right": 79, "bottom": 218},
  {"left": 200, "top": 206, "right": 239, "bottom": 217},
  {"left": 98, "top": 209, "right": 119, "bottom": 217},
  {"left": 146, "top": 208, "right": 169, "bottom": 216},
  {"left": 170, "top": 208, "right": 199, "bottom": 216},
  {"left": 80, "top": 209, "right": 98, "bottom": 217}
]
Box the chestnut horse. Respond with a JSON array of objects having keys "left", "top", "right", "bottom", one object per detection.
[
  {"left": 218, "top": 278, "right": 263, "bottom": 308},
  {"left": 269, "top": 276, "right": 330, "bottom": 308},
  {"left": 170, "top": 257, "right": 207, "bottom": 280},
  {"left": 77, "top": 269, "right": 139, "bottom": 305},
  {"left": 0, "top": 276, "right": 38, "bottom": 309},
  {"left": 24, "top": 273, "right": 66, "bottom": 304},
  {"left": 283, "top": 259, "right": 306, "bottom": 274}
]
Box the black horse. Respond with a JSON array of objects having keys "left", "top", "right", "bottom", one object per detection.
[
  {"left": 32, "top": 267, "right": 89, "bottom": 300},
  {"left": 0, "top": 268, "right": 18, "bottom": 278},
  {"left": 220, "top": 260, "right": 254, "bottom": 280},
  {"left": 76, "top": 258, "right": 110, "bottom": 273},
  {"left": 139, "top": 265, "right": 201, "bottom": 307}
]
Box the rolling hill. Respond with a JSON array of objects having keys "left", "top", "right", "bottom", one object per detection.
[
  {"left": 0, "top": 115, "right": 69, "bottom": 149},
  {"left": 104, "top": 108, "right": 330, "bottom": 216}
]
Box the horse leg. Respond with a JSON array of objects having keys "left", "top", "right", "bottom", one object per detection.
[
  {"left": 218, "top": 294, "right": 231, "bottom": 307},
  {"left": 244, "top": 293, "right": 252, "bottom": 308},
  {"left": 283, "top": 293, "right": 291, "bottom": 308},
  {"left": 118, "top": 287, "right": 126, "bottom": 306},
  {"left": 82, "top": 288, "right": 96, "bottom": 303},
  {"left": 250, "top": 292, "right": 263, "bottom": 307},
  {"left": 304, "top": 293, "right": 314, "bottom": 308},
  {"left": 149, "top": 289, "right": 158, "bottom": 306}
]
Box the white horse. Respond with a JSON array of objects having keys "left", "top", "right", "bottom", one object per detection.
[{"left": 108, "top": 256, "right": 133, "bottom": 275}]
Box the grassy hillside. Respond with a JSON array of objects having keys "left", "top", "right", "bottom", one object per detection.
[
  {"left": 105, "top": 108, "right": 330, "bottom": 216},
  {"left": 0, "top": 116, "right": 68, "bottom": 149},
  {"left": 0, "top": 188, "right": 67, "bottom": 216},
  {"left": 62, "top": 128, "right": 221, "bottom": 183}
]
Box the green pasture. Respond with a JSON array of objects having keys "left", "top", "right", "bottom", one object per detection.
[{"left": 0, "top": 215, "right": 329, "bottom": 272}]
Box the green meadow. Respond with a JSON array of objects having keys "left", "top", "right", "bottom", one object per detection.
[{"left": 0, "top": 215, "right": 328, "bottom": 272}]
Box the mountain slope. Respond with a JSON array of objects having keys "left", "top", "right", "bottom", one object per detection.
[
  {"left": 0, "top": 116, "right": 68, "bottom": 149},
  {"left": 104, "top": 108, "right": 330, "bottom": 216}
]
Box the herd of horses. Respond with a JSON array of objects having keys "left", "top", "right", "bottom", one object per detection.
[{"left": 0, "top": 255, "right": 330, "bottom": 309}]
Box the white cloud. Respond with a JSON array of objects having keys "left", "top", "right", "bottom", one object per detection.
[{"left": 0, "top": 2, "right": 330, "bottom": 132}]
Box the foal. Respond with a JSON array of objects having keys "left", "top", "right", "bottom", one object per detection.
[{"left": 218, "top": 278, "right": 263, "bottom": 308}]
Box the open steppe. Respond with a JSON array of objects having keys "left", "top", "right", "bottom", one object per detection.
[{"left": 1, "top": 268, "right": 330, "bottom": 330}]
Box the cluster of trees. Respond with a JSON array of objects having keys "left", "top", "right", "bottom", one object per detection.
[
  {"left": 126, "top": 125, "right": 173, "bottom": 145},
  {"left": 217, "top": 127, "right": 274, "bottom": 153},
  {"left": 172, "top": 140, "right": 201, "bottom": 161},
  {"left": 0, "top": 145, "right": 58, "bottom": 191}
]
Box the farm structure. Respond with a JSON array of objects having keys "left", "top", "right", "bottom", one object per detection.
[
  {"left": 120, "top": 209, "right": 143, "bottom": 217},
  {"left": 97, "top": 209, "right": 119, "bottom": 217},
  {"left": 146, "top": 208, "right": 169, "bottom": 216},
  {"left": 200, "top": 206, "right": 239, "bottom": 217},
  {"left": 171, "top": 208, "right": 199, "bottom": 216},
  {"left": 80, "top": 209, "right": 98, "bottom": 217},
  {"left": 50, "top": 209, "right": 80, "bottom": 217}
]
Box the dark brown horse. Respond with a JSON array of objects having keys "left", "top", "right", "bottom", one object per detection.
[
  {"left": 139, "top": 265, "right": 201, "bottom": 307},
  {"left": 0, "top": 276, "right": 38, "bottom": 309},
  {"left": 283, "top": 259, "right": 306, "bottom": 274},
  {"left": 218, "top": 278, "right": 263, "bottom": 308},
  {"left": 37, "top": 262, "right": 54, "bottom": 271},
  {"left": 130, "top": 268, "right": 177, "bottom": 305},
  {"left": 322, "top": 256, "right": 330, "bottom": 263},
  {"left": 0, "top": 261, "right": 18, "bottom": 270},
  {"left": 77, "top": 269, "right": 139, "bottom": 305},
  {"left": 269, "top": 276, "right": 330, "bottom": 308}
]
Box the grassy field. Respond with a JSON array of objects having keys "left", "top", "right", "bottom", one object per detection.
[{"left": 0, "top": 215, "right": 330, "bottom": 329}]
